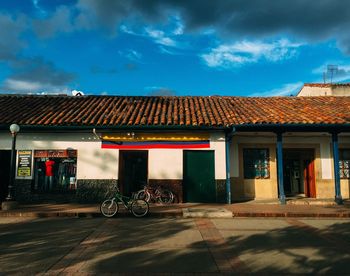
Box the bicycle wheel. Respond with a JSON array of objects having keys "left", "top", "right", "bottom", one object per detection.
[
  {"left": 158, "top": 189, "right": 174, "bottom": 204},
  {"left": 136, "top": 190, "right": 151, "bottom": 202},
  {"left": 100, "top": 199, "right": 119, "bottom": 217},
  {"left": 131, "top": 199, "right": 149, "bottom": 217}
]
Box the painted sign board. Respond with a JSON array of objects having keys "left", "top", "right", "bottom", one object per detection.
[{"left": 17, "top": 150, "right": 32, "bottom": 177}]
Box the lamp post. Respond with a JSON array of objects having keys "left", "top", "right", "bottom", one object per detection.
[{"left": 2, "top": 124, "right": 20, "bottom": 210}]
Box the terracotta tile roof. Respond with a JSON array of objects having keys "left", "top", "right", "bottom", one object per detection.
[
  {"left": 304, "top": 83, "right": 350, "bottom": 88},
  {"left": 224, "top": 96, "right": 350, "bottom": 125},
  {"left": 0, "top": 95, "right": 350, "bottom": 128}
]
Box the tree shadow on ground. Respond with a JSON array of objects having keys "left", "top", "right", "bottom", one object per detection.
[
  {"left": 0, "top": 218, "right": 350, "bottom": 274},
  {"left": 0, "top": 217, "right": 101, "bottom": 274},
  {"left": 219, "top": 220, "right": 350, "bottom": 274},
  {"left": 0, "top": 217, "right": 195, "bottom": 274},
  {"left": 92, "top": 220, "right": 350, "bottom": 274}
]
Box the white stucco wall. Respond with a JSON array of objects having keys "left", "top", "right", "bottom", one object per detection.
[
  {"left": 210, "top": 133, "right": 226, "bottom": 179},
  {"left": 298, "top": 85, "right": 350, "bottom": 96},
  {"left": 0, "top": 131, "right": 226, "bottom": 181},
  {"left": 297, "top": 86, "right": 332, "bottom": 96},
  {"left": 0, "top": 133, "right": 118, "bottom": 180},
  {"left": 320, "top": 141, "right": 332, "bottom": 179},
  {"left": 332, "top": 86, "right": 350, "bottom": 96},
  {"left": 148, "top": 149, "right": 183, "bottom": 179},
  {"left": 148, "top": 132, "right": 226, "bottom": 179}
]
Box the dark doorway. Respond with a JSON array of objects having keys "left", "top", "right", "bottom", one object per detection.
[
  {"left": 283, "top": 149, "right": 316, "bottom": 198},
  {"left": 0, "top": 150, "right": 11, "bottom": 202},
  {"left": 118, "top": 151, "right": 148, "bottom": 196},
  {"left": 183, "top": 150, "right": 216, "bottom": 202}
]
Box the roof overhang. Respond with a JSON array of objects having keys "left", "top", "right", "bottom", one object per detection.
[
  {"left": 233, "top": 123, "right": 350, "bottom": 133},
  {"left": 1, "top": 123, "right": 350, "bottom": 134},
  {"left": 0, "top": 124, "right": 228, "bottom": 133}
]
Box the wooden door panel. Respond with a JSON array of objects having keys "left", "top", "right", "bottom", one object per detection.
[
  {"left": 308, "top": 160, "right": 316, "bottom": 198},
  {"left": 183, "top": 150, "right": 215, "bottom": 202},
  {"left": 303, "top": 160, "right": 316, "bottom": 198}
]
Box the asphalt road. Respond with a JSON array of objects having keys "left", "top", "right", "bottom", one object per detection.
[{"left": 0, "top": 216, "right": 349, "bottom": 275}]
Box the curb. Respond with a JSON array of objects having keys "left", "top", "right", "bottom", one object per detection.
[
  {"left": 1, "top": 210, "right": 350, "bottom": 218},
  {"left": 0, "top": 211, "right": 101, "bottom": 218},
  {"left": 232, "top": 212, "right": 350, "bottom": 218},
  {"left": 0, "top": 211, "right": 184, "bottom": 218}
]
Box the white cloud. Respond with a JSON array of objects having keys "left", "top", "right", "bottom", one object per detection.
[
  {"left": 173, "top": 20, "right": 184, "bottom": 35},
  {"left": 119, "top": 24, "right": 137, "bottom": 35},
  {"left": 250, "top": 82, "right": 303, "bottom": 97},
  {"left": 201, "top": 39, "right": 302, "bottom": 68},
  {"left": 145, "top": 28, "right": 177, "bottom": 46},
  {"left": 118, "top": 49, "right": 142, "bottom": 62},
  {"left": 32, "top": 0, "right": 47, "bottom": 16},
  {"left": 144, "top": 86, "right": 164, "bottom": 91},
  {"left": 4, "top": 79, "right": 42, "bottom": 91},
  {"left": 144, "top": 86, "right": 175, "bottom": 96},
  {"left": 126, "top": 50, "right": 142, "bottom": 61},
  {"left": 120, "top": 25, "right": 179, "bottom": 49},
  {"left": 2, "top": 78, "right": 72, "bottom": 94}
]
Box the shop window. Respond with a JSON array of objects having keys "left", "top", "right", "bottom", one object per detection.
[
  {"left": 33, "top": 150, "right": 77, "bottom": 192},
  {"left": 243, "top": 148, "right": 270, "bottom": 179},
  {"left": 339, "top": 149, "right": 350, "bottom": 179}
]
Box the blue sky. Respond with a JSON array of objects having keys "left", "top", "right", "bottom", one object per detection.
[{"left": 1, "top": 0, "right": 350, "bottom": 96}]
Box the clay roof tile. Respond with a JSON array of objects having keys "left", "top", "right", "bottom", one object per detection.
[{"left": 0, "top": 95, "right": 350, "bottom": 128}]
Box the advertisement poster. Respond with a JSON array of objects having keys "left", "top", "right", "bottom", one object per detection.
[{"left": 17, "top": 150, "right": 32, "bottom": 177}]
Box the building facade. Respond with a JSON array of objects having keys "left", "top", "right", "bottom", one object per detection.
[
  {"left": 297, "top": 83, "right": 350, "bottom": 96},
  {"left": 0, "top": 95, "right": 349, "bottom": 204}
]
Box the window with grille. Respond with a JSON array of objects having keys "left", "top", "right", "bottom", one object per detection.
[
  {"left": 339, "top": 149, "right": 350, "bottom": 179},
  {"left": 243, "top": 148, "right": 270, "bottom": 179}
]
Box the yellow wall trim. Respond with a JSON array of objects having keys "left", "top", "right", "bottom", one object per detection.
[{"left": 102, "top": 133, "right": 210, "bottom": 141}]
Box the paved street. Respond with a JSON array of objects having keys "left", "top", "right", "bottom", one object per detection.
[{"left": 0, "top": 217, "right": 349, "bottom": 275}]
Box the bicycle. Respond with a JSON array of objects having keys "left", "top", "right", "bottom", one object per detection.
[
  {"left": 135, "top": 185, "right": 174, "bottom": 204},
  {"left": 100, "top": 189, "right": 149, "bottom": 218}
]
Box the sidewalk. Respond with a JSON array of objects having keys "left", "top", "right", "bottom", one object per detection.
[{"left": 1, "top": 200, "right": 350, "bottom": 218}]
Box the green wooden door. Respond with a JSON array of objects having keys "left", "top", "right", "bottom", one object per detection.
[{"left": 183, "top": 150, "right": 216, "bottom": 202}]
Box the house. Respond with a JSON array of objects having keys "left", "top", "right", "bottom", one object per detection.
[
  {"left": 297, "top": 83, "right": 350, "bottom": 96},
  {"left": 0, "top": 94, "right": 349, "bottom": 205}
]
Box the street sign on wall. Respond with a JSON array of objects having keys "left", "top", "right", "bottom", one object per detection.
[{"left": 17, "top": 150, "right": 32, "bottom": 177}]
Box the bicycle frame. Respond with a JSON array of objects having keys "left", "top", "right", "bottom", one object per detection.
[
  {"left": 101, "top": 189, "right": 149, "bottom": 218},
  {"left": 143, "top": 186, "right": 160, "bottom": 200},
  {"left": 113, "top": 192, "right": 132, "bottom": 210}
]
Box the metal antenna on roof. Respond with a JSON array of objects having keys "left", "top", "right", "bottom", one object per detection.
[{"left": 327, "top": 64, "right": 338, "bottom": 84}]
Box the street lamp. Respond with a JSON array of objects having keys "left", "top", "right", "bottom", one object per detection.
[{"left": 6, "top": 124, "right": 20, "bottom": 202}]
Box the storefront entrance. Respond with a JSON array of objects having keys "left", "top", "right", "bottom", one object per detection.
[
  {"left": 0, "top": 150, "right": 11, "bottom": 201},
  {"left": 183, "top": 150, "right": 216, "bottom": 202},
  {"left": 33, "top": 150, "right": 77, "bottom": 192},
  {"left": 118, "top": 151, "right": 148, "bottom": 196},
  {"left": 283, "top": 149, "right": 316, "bottom": 198}
]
